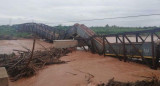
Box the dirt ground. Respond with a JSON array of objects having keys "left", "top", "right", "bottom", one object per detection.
[{"left": 9, "top": 51, "right": 160, "bottom": 86}]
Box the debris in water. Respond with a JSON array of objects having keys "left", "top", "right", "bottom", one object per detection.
[
  {"left": 0, "top": 47, "right": 72, "bottom": 81},
  {"left": 98, "top": 75, "right": 160, "bottom": 86}
]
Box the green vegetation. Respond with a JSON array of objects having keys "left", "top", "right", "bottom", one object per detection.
[
  {"left": 0, "top": 25, "right": 31, "bottom": 40},
  {"left": 90, "top": 24, "right": 159, "bottom": 35},
  {"left": 54, "top": 24, "right": 72, "bottom": 31},
  {"left": 53, "top": 24, "right": 159, "bottom": 35},
  {"left": 0, "top": 24, "right": 159, "bottom": 40}
]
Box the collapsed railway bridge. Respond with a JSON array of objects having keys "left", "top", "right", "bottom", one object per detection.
[{"left": 13, "top": 23, "right": 160, "bottom": 69}]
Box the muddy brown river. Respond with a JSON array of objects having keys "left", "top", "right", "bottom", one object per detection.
[
  {"left": 0, "top": 36, "right": 159, "bottom": 54},
  {"left": 0, "top": 39, "right": 53, "bottom": 54},
  {"left": 0, "top": 39, "right": 160, "bottom": 86}
]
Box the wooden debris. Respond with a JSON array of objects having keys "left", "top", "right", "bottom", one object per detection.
[
  {"left": 98, "top": 75, "right": 160, "bottom": 86},
  {"left": 0, "top": 47, "right": 72, "bottom": 81},
  {"left": 75, "top": 69, "right": 94, "bottom": 83},
  {"left": 66, "top": 72, "right": 77, "bottom": 75}
]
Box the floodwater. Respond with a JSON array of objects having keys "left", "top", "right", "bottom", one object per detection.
[
  {"left": 0, "top": 36, "right": 159, "bottom": 54},
  {"left": 0, "top": 39, "right": 53, "bottom": 54},
  {"left": 0, "top": 39, "right": 160, "bottom": 86},
  {"left": 10, "top": 51, "right": 160, "bottom": 86}
]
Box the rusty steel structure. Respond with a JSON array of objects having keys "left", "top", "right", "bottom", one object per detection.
[
  {"left": 66, "top": 24, "right": 104, "bottom": 54},
  {"left": 13, "top": 23, "right": 104, "bottom": 54},
  {"left": 94, "top": 28, "right": 160, "bottom": 69},
  {"left": 13, "top": 23, "right": 66, "bottom": 42},
  {"left": 13, "top": 23, "right": 160, "bottom": 69}
]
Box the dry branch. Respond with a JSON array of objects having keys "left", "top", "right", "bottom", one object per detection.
[{"left": 0, "top": 47, "right": 72, "bottom": 81}]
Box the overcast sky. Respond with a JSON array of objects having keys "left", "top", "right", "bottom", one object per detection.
[{"left": 0, "top": 0, "right": 160, "bottom": 27}]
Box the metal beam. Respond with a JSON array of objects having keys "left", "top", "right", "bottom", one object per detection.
[
  {"left": 136, "top": 34, "right": 138, "bottom": 43},
  {"left": 124, "top": 35, "right": 150, "bottom": 67},
  {"left": 154, "top": 33, "right": 160, "bottom": 39},
  {"left": 138, "top": 35, "right": 145, "bottom": 43},
  {"left": 151, "top": 32, "right": 155, "bottom": 68},
  {"left": 104, "top": 38, "right": 121, "bottom": 60},
  {"left": 155, "top": 44, "right": 160, "bottom": 69},
  {"left": 122, "top": 35, "right": 127, "bottom": 62},
  {"left": 103, "top": 36, "right": 106, "bottom": 56},
  {"left": 117, "top": 35, "right": 123, "bottom": 43},
  {"left": 116, "top": 35, "right": 118, "bottom": 43}
]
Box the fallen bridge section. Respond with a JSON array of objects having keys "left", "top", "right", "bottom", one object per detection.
[
  {"left": 13, "top": 23, "right": 104, "bottom": 54},
  {"left": 13, "top": 23, "right": 66, "bottom": 42},
  {"left": 65, "top": 24, "right": 104, "bottom": 54}
]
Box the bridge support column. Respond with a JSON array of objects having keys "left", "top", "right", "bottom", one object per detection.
[
  {"left": 103, "top": 36, "right": 106, "bottom": 57},
  {"left": 136, "top": 34, "right": 138, "bottom": 43},
  {"left": 151, "top": 32, "right": 155, "bottom": 69},
  {"left": 155, "top": 44, "right": 160, "bottom": 69}
]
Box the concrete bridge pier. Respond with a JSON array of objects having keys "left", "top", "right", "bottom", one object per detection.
[{"left": 0, "top": 67, "right": 8, "bottom": 86}]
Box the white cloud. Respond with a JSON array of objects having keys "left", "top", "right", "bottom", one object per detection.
[{"left": 0, "top": 0, "right": 160, "bottom": 26}]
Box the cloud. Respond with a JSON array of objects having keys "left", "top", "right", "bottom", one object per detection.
[{"left": 0, "top": 0, "right": 160, "bottom": 26}]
